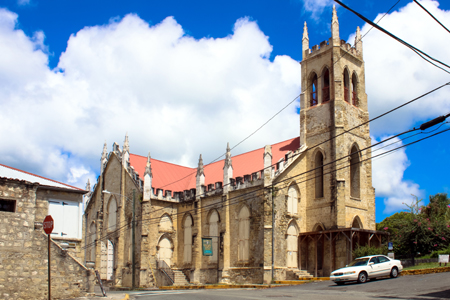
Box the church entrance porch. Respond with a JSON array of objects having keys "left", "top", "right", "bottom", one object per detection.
[{"left": 299, "top": 228, "right": 389, "bottom": 277}]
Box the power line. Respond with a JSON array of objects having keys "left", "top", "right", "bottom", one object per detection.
[
  {"left": 84, "top": 77, "right": 450, "bottom": 248},
  {"left": 413, "top": 0, "right": 450, "bottom": 34},
  {"left": 156, "top": 1, "right": 400, "bottom": 191},
  {"left": 335, "top": 0, "right": 450, "bottom": 75},
  {"left": 83, "top": 118, "right": 450, "bottom": 249}
]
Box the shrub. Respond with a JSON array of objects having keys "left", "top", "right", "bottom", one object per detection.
[
  {"left": 430, "top": 246, "right": 450, "bottom": 258},
  {"left": 353, "top": 245, "right": 388, "bottom": 258}
]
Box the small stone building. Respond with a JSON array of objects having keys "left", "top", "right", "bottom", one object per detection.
[
  {"left": 85, "top": 7, "right": 384, "bottom": 287},
  {"left": 0, "top": 164, "right": 92, "bottom": 300}
]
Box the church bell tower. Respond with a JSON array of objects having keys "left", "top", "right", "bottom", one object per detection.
[{"left": 299, "top": 6, "right": 375, "bottom": 230}]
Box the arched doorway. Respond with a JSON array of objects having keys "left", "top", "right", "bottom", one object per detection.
[
  {"left": 107, "top": 240, "right": 114, "bottom": 280},
  {"left": 286, "top": 223, "right": 298, "bottom": 268},
  {"left": 100, "top": 242, "right": 107, "bottom": 279},
  {"left": 158, "top": 237, "right": 173, "bottom": 267}
]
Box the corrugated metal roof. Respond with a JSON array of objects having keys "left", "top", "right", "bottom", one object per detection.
[
  {"left": 130, "top": 137, "right": 300, "bottom": 193},
  {"left": 0, "top": 164, "right": 83, "bottom": 191}
]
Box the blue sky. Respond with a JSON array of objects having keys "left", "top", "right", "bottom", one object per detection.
[{"left": 1, "top": 0, "right": 450, "bottom": 222}]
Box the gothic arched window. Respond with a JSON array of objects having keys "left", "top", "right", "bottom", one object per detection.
[
  {"left": 322, "top": 68, "right": 330, "bottom": 103},
  {"left": 89, "top": 222, "right": 96, "bottom": 261},
  {"left": 183, "top": 215, "right": 193, "bottom": 263},
  {"left": 107, "top": 197, "right": 117, "bottom": 232},
  {"left": 238, "top": 206, "right": 250, "bottom": 261},
  {"left": 209, "top": 210, "right": 219, "bottom": 263},
  {"left": 343, "top": 69, "right": 350, "bottom": 102},
  {"left": 350, "top": 145, "right": 361, "bottom": 198},
  {"left": 287, "top": 186, "right": 298, "bottom": 215},
  {"left": 352, "top": 73, "right": 358, "bottom": 106},
  {"left": 315, "top": 152, "right": 324, "bottom": 198},
  {"left": 310, "top": 73, "right": 318, "bottom": 107},
  {"left": 159, "top": 214, "right": 173, "bottom": 231}
]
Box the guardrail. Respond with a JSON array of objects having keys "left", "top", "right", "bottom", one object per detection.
[{"left": 157, "top": 260, "right": 174, "bottom": 284}]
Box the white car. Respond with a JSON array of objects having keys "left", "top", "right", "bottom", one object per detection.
[{"left": 330, "top": 255, "right": 403, "bottom": 285}]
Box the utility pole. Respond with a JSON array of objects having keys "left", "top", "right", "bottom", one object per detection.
[{"left": 132, "top": 189, "right": 136, "bottom": 290}]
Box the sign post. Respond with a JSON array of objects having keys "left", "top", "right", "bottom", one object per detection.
[{"left": 43, "top": 215, "right": 54, "bottom": 300}]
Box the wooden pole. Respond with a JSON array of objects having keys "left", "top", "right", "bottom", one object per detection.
[{"left": 48, "top": 234, "right": 51, "bottom": 300}]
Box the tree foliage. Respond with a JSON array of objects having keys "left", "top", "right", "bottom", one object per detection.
[
  {"left": 353, "top": 245, "right": 387, "bottom": 258},
  {"left": 377, "top": 194, "right": 450, "bottom": 258}
]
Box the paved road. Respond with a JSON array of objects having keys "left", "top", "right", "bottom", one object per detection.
[{"left": 124, "top": 272, "right": 450, "bottom": 300}]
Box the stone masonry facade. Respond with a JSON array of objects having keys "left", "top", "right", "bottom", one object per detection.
[
  {"left": 85, "top": 7, "right": 381, "bottom": 287},
  {"left": 0, "top": 178, "right": 93, "bottom": 300}
]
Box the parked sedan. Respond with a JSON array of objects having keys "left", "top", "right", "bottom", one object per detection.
[{"left": 330, "top": 255, "right": 403, "bottom": 285}]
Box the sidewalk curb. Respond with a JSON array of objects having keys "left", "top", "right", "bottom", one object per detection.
[{"left": 400, "top": 266, "right": 450, "bottom": 276}]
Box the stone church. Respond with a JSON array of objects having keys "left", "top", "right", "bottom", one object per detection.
[{"left": 84, "top": 7, "right": 384, "bottom": 287}]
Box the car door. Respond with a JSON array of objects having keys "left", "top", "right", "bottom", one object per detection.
[
  {"left": 377, "top": 256, "right": 392, "bottom": 276},
  {"left": 367, "top": 256, "right": 380, "bottom": 277}
]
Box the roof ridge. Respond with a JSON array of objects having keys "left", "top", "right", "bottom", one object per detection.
[
  {"left": 129, "top": 153, "right": 196, "bottom": 171},
  {"left": 204, "top": 136, "right": 299, "bottom": 166},
  {"left": 0, "top": 163, "right": 84, "bottom": 191},
  {"left": 131, "top": 136, "right": 299, "bottom": 171}
]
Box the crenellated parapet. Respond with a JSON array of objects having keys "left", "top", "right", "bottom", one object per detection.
[
  {"left": 302, "top": 5, "right": 363, "bottom": 62},
  {"left": 303, "top": 37, "right": 362, "bottom": 61}
]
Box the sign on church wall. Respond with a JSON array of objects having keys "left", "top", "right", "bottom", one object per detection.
[{"left": 202, "top": 238, "right": 213, "bottom": 256}]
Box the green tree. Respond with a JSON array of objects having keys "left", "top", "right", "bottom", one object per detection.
[{"left": 377, "top": 194, "right": 450, "bottom": 264}]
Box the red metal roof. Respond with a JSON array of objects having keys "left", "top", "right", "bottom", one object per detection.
[{"left": 130, "top": 137, "right": 300, "bottom": 193}]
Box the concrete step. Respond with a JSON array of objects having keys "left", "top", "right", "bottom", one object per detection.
[{"left": 173, "top": 270, "right": 190, "bottom": 286}]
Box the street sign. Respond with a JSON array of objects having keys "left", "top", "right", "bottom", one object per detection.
[
  {"left": 43, "top": 215, "right": 54, "bottom": 235},
  {"left": 388, "top": 242, "right": 393, "bottom": 251},
  {"left": 202, "top": 238, "right": 213, "bottom": 256}
]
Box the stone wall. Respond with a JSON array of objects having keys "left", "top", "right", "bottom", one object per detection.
[{"left": 0, "top": 178, "right": 93, "bottom": 300}]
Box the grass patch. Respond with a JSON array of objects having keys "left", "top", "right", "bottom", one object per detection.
[{"left": 404, "top": 262, "right": 449, "bottom": 270}]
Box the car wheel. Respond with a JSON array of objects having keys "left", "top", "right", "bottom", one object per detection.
[
  {"left": 357, "top": 271, "right": 367, "bottom": 284},
  {"left": 390, "top": 267, "right": 398, "bottom": 278}
]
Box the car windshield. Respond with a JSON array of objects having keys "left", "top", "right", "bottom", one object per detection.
[{"left": 347, "top": 258, "right": 369, "bottom": 267}]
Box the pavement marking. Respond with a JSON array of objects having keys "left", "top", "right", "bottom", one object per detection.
[
  {"left": 121, "top": 294, "right": 130, "bottom": 300},
  {"left": 132, "top": 290, "right": 199, "bottom": 297}
]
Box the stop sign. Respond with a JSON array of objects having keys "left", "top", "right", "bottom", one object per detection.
[{"left": 43, "top": 215, "right": 54, "bottom": 235}]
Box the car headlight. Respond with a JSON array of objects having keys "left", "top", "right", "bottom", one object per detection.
[{"left": 343, "top": 271, "right": 356, "bottom": 275}]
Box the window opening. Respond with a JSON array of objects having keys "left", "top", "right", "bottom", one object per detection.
[
  {"left": 0, "top": 199, "right": 15, "bottom": 212},
  {"left": 310, "top": 74, "right": 318, "bottom": 107},
  {"left": 352, "top": 74, "right": 358, "bottom": 106},
  {"left": 315, "top": 152, "right": 324, "bottom": 198},
  {"left": 287, "top": 186, "right": 298, "bottom": 215},
  {"left": 322, "top": 69, "right": 330, "bottom": 102},
  {"left": 184, "top": 215, "right": 193, "bottom": 263},
  {"left": 343, "top": 69, "right": 350, "bottom": 102},
  {"left": 238, "top": 206, "right": 250, "bottom": 261},
  {"left": 209, "top": 210, "right": 219, "bottom": 262},
  {"left": 350, "top": 145, "right": 361, "bottom": 198}
]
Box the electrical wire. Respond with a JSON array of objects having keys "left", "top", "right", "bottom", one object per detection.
[
  {"left": 335, "top": 0, "right": 450, "bottom": 75},
  {"left": 82, "top": 121, "right": 450, "bottom": 249},
  {"left": 154, "top": 0, "right": 402, "bottom": 191},
  {"left": 413, "top": 0, "right": 450, "bottom": 34}
]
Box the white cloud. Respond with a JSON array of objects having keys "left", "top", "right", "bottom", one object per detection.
[
  {"left": 302, "top": 0, "right": 334, "bottom": 20},
  {"left": 348, "top": 0, "right": 450, "bottom": 136},
  {"left": 0, "top": 10, "right": 301, "bottom": 188},
  {"left": 17, "top": 0, "right": 31, "bottom": 6},
  {"left": 371, "top": 136, "right": 422, "bottom": 213}
]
